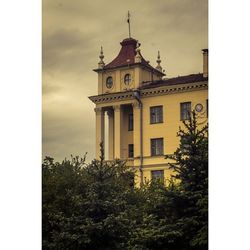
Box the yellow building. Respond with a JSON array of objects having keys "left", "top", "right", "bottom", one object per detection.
[{"left": 89, "top": 37, "right": 208, "bottom": 186}]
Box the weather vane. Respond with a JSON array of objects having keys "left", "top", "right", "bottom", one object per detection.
[{"left": 127, "top": 11, "right": 131, "bottom": 38}]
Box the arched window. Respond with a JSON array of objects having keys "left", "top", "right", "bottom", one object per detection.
[{"left": 124, "top": 74, "right": 131, "bottom": 85}]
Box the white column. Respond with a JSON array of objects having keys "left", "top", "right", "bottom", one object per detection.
[
  {"left": 114, "top": 105, "right": 121, "bottom": 159},
  {"left": 95, "top": 107, "right": 105, "bottom": 159},
  {"left": 107, "top": 109, "right": 114, "bottom": 160}
]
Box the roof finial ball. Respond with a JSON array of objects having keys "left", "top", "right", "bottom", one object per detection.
[
  {"left": 155, "top": 50, "right": 162, "bottom": 72},
  {"left": 135, "top": 42, "right": 142, "bottom": 63},
  {"left": 98, "top": 46, "right": 105, "bottom": 69}
]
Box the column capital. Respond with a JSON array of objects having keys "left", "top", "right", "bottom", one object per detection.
[
  {"left": 94, "top": 107, "right": 103, "bottom": 115},
  {"left": 132, "top": 102, "right": 140, "bottom": 109},
  {"left": 113, "top": 105, "right": 121, "bottom": 111}
]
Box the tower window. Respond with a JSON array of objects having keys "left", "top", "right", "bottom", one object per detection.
[
  {"left": 180, "top": 102, "right": 191, "bottom": 120},
  {"left": 151, "top": 170, "right": 164, "bottom": 182},
  {"left": 128, "top": 144, "right": 134, "bottom": 158},
  {"left": 106, "top": 76, "right": 113, "bottom": 89},
  {"left": 150, "top": 106, "right": 163, "bottom": 124},
  {"left": 151, "top": 138, "right": 164, "bottom": 156},
  {"left": 124, "top": 74, "right": 132, "bottom": 85},
  {"left": 128, "top": 113, "right": 133, "bottom": 131}
]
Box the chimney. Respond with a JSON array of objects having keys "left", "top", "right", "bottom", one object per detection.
[{"left": 202, "top": 49, "right": 208, "bottom": 77}]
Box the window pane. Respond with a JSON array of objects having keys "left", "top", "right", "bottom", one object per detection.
[
  {"left": 150, "top": 106, "right": 163, "bottom": 123},
  {"left": 151, "top": 170, "right": 164, "bottom": 181},
  {"left": 151, "top": 138, "right": 163, "bottom": 156},
  {"left": 180, "top": 102, "right": 191, "bottom": 120}
]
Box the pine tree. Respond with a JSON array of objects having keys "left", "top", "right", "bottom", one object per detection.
[{"left": 166, "top": 111, "right": 208, "bottom": 250}]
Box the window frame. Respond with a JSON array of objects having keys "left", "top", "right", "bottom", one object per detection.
[
  {"left": 180, "top": 102, "right": 191, "bottom": 121},
  {"left": 124, "top": 74, "right": 132, "bottom": 85},
  {"left": 150, "top": 138, "right": 164, "bottom": 156},
  {"left": 151, "top": 170, "right": 164, "bottom": 182},
  {"left": 106, "top": 76, "right": 113, "bottom": 89},
  {"left": 150, "top": 105, "right": 163, "bottom": 124}
]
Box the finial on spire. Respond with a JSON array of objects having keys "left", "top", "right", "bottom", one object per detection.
[
  {"left": 127, "top": 11, "right": 131, "bottom": 38},
  {"left": 135, "top": 41, "right": 142, "bottom": 63},
  {"left": 156, "top": 50, "right": 163, "bottom": 72},
  {"left": 98, "top": 46, "right": 105, "bottom": 69}
]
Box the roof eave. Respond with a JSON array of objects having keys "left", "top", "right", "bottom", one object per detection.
[{"left": 93, "top": 63, "right": 165, "bottom": 76}]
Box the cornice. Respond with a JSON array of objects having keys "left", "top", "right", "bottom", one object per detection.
[
  {"left": 89, "top": 91, "right": 135, "bottom": 104},
  {"left": 88, "top": 81, "right": 208, "bottom": 104},
  {"left": 93, "top": 62, "right": 165, "bottom": 76},
  {"left": 141, "top": 81, "right": 208, "bottom": 98}
]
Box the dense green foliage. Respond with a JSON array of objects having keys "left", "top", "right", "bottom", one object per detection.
[{"left": 43, "top": 112, "right": 208, "bottom": 250}]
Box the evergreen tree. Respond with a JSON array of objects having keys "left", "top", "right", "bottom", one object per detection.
[
  {"left": 166, "top": 111, "right": 208, "bottom": 250},
  {"left": 42, "top": 112, "right": 208, "bottom": 250},
  {"left": 42, "top": 143, "right": 138, "bottom": 250}
]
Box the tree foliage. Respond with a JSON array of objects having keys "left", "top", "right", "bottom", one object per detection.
[
  {"left": 166, "top": 111, "right": 208, "bottom": 249},
  {"left": 43, "top": 112, "right": 208, "bottom": 250}
]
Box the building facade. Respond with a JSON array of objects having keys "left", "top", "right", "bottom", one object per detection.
[{"left": 89, "top": 37, "right": 208, "bottom": 186}]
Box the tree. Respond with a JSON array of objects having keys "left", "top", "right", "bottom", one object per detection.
[
  {"left": 166, "top": 111, "right": 208, "bottom": 250},
  {"left": 42, "top": 112, "right": 208, "bottom": 250},
  {"left": 42, "top": 143, "right": 139, "bottom": 250}
]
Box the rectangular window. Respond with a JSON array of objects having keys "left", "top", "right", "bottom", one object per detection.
[
  {"left": 180, "top": 102, "right": 191, "bottom": 120},
  {"left": 151, "top": 170, "right": 164, "bottom": 181},
  {"left": 151, "top": 138, "right": 164, "bottom": 156},
  {"left": 128, "top": 113, "right": 133, "bottom": 131},
  {"left": 150, "top": 106, "right": 163, "bottom": 124},
  {"left": 128, "top": 144, "right": 134, "bottom": 158}
]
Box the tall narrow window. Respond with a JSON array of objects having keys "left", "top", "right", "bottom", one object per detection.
[
  {"left": 128, "top": 144, "right": 134, "bottom": 158},
  {"left": 151, "top": 138, "right": 164, "bottom": 156},
  {"left": 128, "top": 113, "right": 133, "bottom": 131},
  {"left": 180, "top": 102, "right": 191, "bottom": 120},
  {"left": 151, "top": 170, "right": 164, "bottom": 182},
  {"left": 150, "top": 106, "right": 163, "bottom": 124}
]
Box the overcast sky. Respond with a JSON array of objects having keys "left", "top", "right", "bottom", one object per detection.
[{"left": 42, "top": 0, "right": 208, "bottom": 162}]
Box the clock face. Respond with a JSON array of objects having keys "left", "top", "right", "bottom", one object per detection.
[
  {"left": 106, "top": 76, "right": 113, "bottom": 89},
  {"left": 124, "top": 74, "right": 132, "bottom": 85},
  {"left": 195, "top": 103, "right": 203, "bottom": 112}
]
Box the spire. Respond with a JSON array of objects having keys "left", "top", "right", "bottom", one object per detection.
[
  {"left": 98, "top": 46, "right": 105, "bottom": 69},
  {"left": 155, "top": 50, "right": 162, "bottom": 72},
  {"left": 127, "top": 11, "right": 131, "bottom": 38},
  {"left": 134, "top": 41, "right": 142, "bottom": 63}
]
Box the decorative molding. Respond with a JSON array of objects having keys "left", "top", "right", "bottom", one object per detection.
[
  {"left": 89, "top": 81, "right": 208, "bottom": 104},
  {"left": 94, "top": 107, "right": 103, "bottom": 115},
  {"left": 113, "top": 105, "right": 121, "bottom": 111},
  {"left": 132, "top": 102, "right": 140, "bottom": 109},
  {"left": 141, "top": 82, "right": 208, "bottom": 98}
]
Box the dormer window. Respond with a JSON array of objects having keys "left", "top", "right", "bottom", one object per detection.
[
  {"left": 106, "top": 76, "right": 113, "bottom": 89},
  {"left": 124, "top": 74, "right": 131, "bottom": 85}
]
